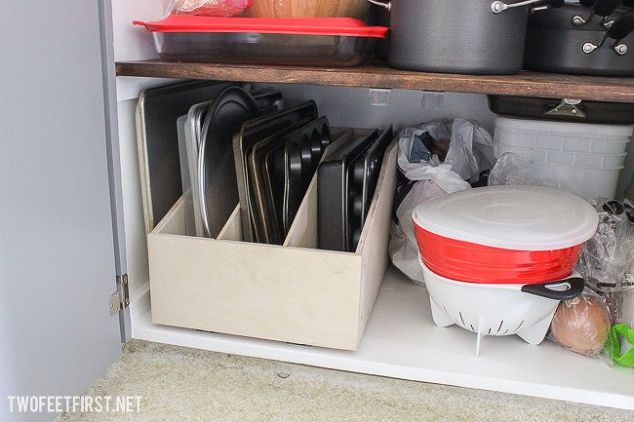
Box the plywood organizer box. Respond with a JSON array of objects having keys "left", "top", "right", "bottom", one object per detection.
[{"left": 147, "top": 140, "right": 397, "bottom": 350}]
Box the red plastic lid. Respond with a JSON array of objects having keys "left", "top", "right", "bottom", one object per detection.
[{"left": 133, "top": 15, "right": 388, "bottom": 38}]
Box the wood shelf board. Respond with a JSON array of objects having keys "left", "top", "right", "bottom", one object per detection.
[{"left": 116, "top": 61, "right": 634, "bottom": 103}]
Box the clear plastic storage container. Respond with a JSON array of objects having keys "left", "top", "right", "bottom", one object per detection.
[
  {"left": 134, "top": 16, "right": 388, "bottom": 67},
  {"left": 493, "top": 117, "right": 633, "bottom": 201}
]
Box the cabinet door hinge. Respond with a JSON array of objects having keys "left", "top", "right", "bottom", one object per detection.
[{"left": 110, "top": 274, "right": 130, "bottom": 316}]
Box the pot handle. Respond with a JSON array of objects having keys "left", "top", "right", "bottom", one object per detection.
[
  {"left": 607, "top": 10, "right": 634, "bottom": 42},
  {"left": 582, "top": 10, "right": 634, "bottom": 55},
  {"left": 593, "top": 0, "right": 622, "bottom": 18},
  {"left": 491, "top": 0, "right": 543, "bottom": 14},
  {"left": 573, "top": 0, "right": 620, "bottom": 26},
  {"left": 545, "top": 99, "right": 587, "bottom": 118},
  {"left": 367, "top": 0, "right": 391, "bottom": 11},
  {"left": 521, "top": 277, "right": 585, "bottom": 301}
]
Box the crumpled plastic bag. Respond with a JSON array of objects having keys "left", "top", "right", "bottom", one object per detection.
[
  {"left": 607, "top": 323, "right": 634, "bottom": 367},
  {"left": 488, "top": 152, "right": 575, "bottom": 191},
  {"left": 488, "top": 153, "right": 537, "bottom": 187},
  {"left": 389, "top": 119, "right": 493, "bottom": 285},
  {"left": 577, "top": 200, "right": 634, "bottom": 327},
  {"left": 444, "top": 120, "right": 495, "bottom": 183},
  {"left": 165, "top": 0, "right": 252, "bottom": 17}
]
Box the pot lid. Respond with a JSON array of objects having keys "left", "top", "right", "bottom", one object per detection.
[
  {"left": 134, "top": 16, "right": 388, "bottom": 38},
  {"left": 413, "top": 186, "right": 599, "bottom": 251}
]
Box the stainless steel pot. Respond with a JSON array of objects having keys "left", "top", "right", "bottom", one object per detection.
[{"left": 368, "top": 0, "right": 548, "bottom": 74}]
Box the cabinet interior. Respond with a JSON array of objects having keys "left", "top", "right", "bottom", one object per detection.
[{"left": 111, "top": 0, "right": 634, "bottom": 409}]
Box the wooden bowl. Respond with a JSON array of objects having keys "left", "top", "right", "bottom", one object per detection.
[{"left": 244, "top": 0, "right": 370, "bottom": 19}]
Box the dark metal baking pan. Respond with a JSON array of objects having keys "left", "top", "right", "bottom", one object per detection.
[
  {"left": 233, "top": 101, "right": 318, "bottom": 242},
  {"left": 198, "top": 86, "right": 260, "bottom": 238},
  {"left": 247, "top": 118, "right": 314, "bottom": 245},
  {"left": 250, "top": 87, "right": 284, "bottom": 115},
  {"left": 488, "top": 95, "right": 634, "bottom": 124},
  {"left": 318, "top": 129, "right": 379, "bottom": 252},
  {"left": 348, "top": 126, "right": 394, "bottom": 251},
  {"left": 135, "top": 81, "right": 235, "bottom": 232},
  {"left": 283, "top": 117, "right": 331, "bottom": 236}
]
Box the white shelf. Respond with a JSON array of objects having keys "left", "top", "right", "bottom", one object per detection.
[{"left": 132, "top": 267, "right": 634, "bottom": 410}]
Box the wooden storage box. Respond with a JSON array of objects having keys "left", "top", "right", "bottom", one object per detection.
[{"left": 146, "top": 141, "right": 397, "bottom": 350}]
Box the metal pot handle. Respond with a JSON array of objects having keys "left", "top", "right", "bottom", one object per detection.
[
  {"left": 491, "top": 0, "right": 543, "bottom": 14},
  {"left": 367, "top": 0, "right": 391, "bottom": 11},
  {"left": 582, "top": 10, "right": 634, "bottom": 55},
  {"left": 521, "top": 277, "right": 585, "bottom": 301},
  {"left": 545, "top": 99, "right": 587, "bottom": 119}
]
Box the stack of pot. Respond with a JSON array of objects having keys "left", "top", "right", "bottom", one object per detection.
[
  {"left": 369, "top": 0, "right": 566, "bottom": 75},
  {"left": 525, "top": 0, "right": 634, "bottom": 76},
  {"left": 370, "top": 0, "right": 634, "bottom": 75}
]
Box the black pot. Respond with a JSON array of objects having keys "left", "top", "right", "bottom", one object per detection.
[
  {"left": 369, "top": 0, "right": 544, "bottom": 75},
  {"left": 525, "top": 4, "right": 634, "bottom": 76},
  {"left": 488, "top": 95, "right": 634, "bottom": 124}
]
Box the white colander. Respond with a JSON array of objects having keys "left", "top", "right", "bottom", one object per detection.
[{"left": 420, "top": 259, "right": 584, "bottom": 355}]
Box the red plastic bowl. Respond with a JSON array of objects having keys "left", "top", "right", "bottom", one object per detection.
[{"left": 414, "top": 226, "right": 583, "bottom": 284}]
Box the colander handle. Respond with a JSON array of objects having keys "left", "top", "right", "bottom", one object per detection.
[{"left": 520, "top": 277, "right": 585, "bottom": 301}]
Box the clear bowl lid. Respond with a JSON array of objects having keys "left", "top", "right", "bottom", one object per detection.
[{"left": 413, "top": 185, "right": 599, "bottom": 251}]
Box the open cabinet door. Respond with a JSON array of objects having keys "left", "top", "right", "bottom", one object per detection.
[{"left": 0, "top": 1, "right": 124, "bottom": 420}]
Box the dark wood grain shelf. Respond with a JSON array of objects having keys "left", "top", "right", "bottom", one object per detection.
[{"left": 116, "top": 61, "right": 634, "bottom": 103}]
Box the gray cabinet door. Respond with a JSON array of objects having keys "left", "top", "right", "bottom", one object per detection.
[{"left": 0, "top": 1, "right": 122, "bottom": 420}]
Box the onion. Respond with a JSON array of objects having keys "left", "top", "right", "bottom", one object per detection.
[{"left": 550, "top": 293, "right": 611, "bottom": 357}]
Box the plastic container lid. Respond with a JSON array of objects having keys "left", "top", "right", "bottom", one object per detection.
[
  {"left": 413, "top": 186, "right": 599, "bottom": 251},
  {"left": 495, "top": 116, "right": 634, "bottom": 139},
  {"left": 134, "top": 16, "right": 388, "bottom": 38}
]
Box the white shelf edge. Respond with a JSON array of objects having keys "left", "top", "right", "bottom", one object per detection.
[{"left": 130, "top": 268, "right": 634, "bottom": 411}]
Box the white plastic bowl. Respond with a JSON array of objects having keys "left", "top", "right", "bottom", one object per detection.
[{"left": 420, "top": 259, "right": 584, "bottom": 354}]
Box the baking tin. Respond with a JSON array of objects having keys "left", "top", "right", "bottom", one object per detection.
[
  {"left": 248, "top": 118, "right": 314, "bottom": 244},
  {"left": 135, "top": 81, "right": 234, "bottom": 232},
  {"left": 348, "top": 126, "right": 393, "bottom": 250},
  {"left": 198, "top": 87, "right": 260, "bottom": 238},
  {"left": 318, "top": 129, "right": 379, "bottom": 252},
  {"left": 233, "top": 101, "right": 318, "bottom": 242}
]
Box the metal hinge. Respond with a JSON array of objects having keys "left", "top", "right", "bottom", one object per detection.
[{"left": 109, "top": 274, "right": 130, "bottom": 316}]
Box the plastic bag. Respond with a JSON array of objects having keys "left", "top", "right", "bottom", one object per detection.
[
  {"left": 577, "top": 200, "right": 634, "bottom": 325},
  {"left": 164, "top": 0, "right": 252, "bottom": 17},
  {"left": 550, "top": 288, "right": 612, "bottom": 358},
  {"left": 606, "top": 323, "right": 634, "bottom": 367},
  {"left": 487, "top": 152, "right": 581, "bottom": 195},
  {"left": 444, "top": 119, "right": 495, "bottom": 183},
  {"left": 389, "top": 119, "right": 492, "bottom": 284},
  {"left": 488, "top": 153, "right": 537, "bottom": 187}
]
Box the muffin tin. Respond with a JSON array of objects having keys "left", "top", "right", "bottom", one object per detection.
[
  {"left": 282, "top": 117, "right": 331, "bottom": 236},
  {"left": 348, "top": 126, "right": 394, "bottom": 249},
  {"left": 233, "top": 101, "right": 318, "bottom": 242},
  {"left": 239, "top": 115, "right": 332, "bottom": 244},
  {"left": 318, "top": 127, "right": 392, "bottom": 252}
]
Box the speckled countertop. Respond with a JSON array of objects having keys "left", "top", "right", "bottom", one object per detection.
[{"left": 58, "top": 340, "right": 634, "bottom": 422}]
